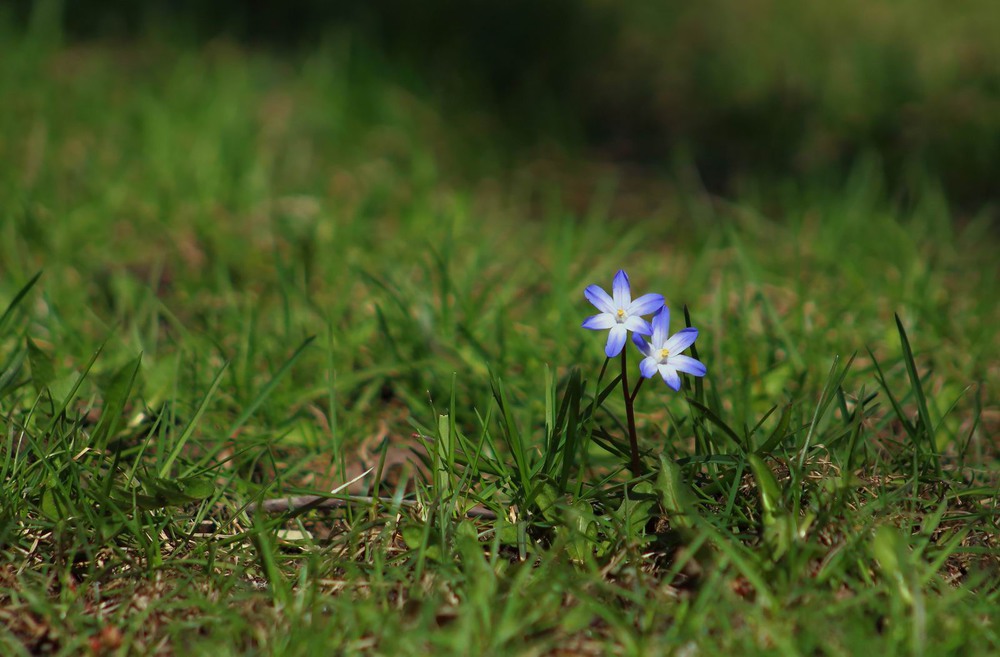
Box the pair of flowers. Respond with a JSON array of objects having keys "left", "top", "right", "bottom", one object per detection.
[{"left": 582, "top": 270, "right": 706, "bottom": 391}]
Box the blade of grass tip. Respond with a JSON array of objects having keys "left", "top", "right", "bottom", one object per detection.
[
  {"left": 845, "top": 385, "right": 869, "bottom": 473},
  {"left": 957, "top": 384, "right": 983, "bottom": 469},
  {"left": 490, "top": 373, "right": 532, "bottom": 499},
  {"left": 836, "top": 386, "right": 850, "bottom": 424},
  {"left": 590, "top": 428, "right": 632, "bottom": 461},
  {"left": 552, "top": 368, "right": 578, "bottom": 450},
  {"left": 867, "top": 346, "right": 918, "bottom": 441},
  {"left": 797, "top": 353, "right": 856, "bottom": 470},
  {"left": 371, "top": 433, "right": 392, "bottom": 505},
  {"left": 755, "top": 403, "right": 792, "bottom": 455},
  {"left": 593, "top": 374, "right": 623, "bottom": 410},
  {"left": 46, "top": 337, "right": 111, "bottom": 434},
  {"left": 558, "top": 369, "right": 583, "bottom": 492},
  {"left": 227, "top": 335, "right": 315, "bottom": 438},
  {"left": 466, "top": 404, "right": 498, "bottom": 478},
  {"left": 449, "top": 407, "right": 506, "bottom": 479},
  {"left": 373, "top": 303, "right": 406, "bottom": 362},
  {"left": 571, "top": 359, "right": 612, "bottom": 481},
  {"left": 683, "top": 304, "right": 714, "bottom": 462},
  {"left": 159, "top": 362, "right": 229, "bottom": 477},
  {"left": 684, "top": 398, "right": 746, "bottom": 454},
  {"left": 746, "top": 404, "right": 778, "bottom": 451},
  {"left": 895, "top": 314, "right": 940, "bottom": 477},
  {"left": 721, "top": 454, "right": 747, "bottom": 522},
  {"left": 0, "top": 270, "right": 42, "bottom": 336},
  {"left": 748, "top": 404, "right": 778, "bottom": 437},
  {"left": 542, "top": 364, "right": 557, "bottom": 473},
  {"left": 682, "top": 305, "right": 706, "bottom": 409}
]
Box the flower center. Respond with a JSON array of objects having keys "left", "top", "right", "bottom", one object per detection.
[
  {"left": 659, "top": 348, "right": 670, "bottom": 361},
  {"left": 616, "top": 308, "right": 626, "bottom": 322}
]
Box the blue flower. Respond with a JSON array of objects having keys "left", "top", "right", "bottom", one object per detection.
[
  {"left": 631, "top": 306, "right": 706, "bottom": 391},
  {"left": 582, "top": 270, "right": 665, "bottom": 358}
]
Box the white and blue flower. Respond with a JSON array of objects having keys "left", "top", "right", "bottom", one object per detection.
[
  {"left": 631, "top": 306, "right": 706, "bottom": 391},
  {"left": 582, "top": 270, "right": 664, "bottom": 358}
]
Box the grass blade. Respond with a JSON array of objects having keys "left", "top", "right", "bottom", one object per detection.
[
  {"left": 0, "top": 270, "right": 42, "bottom": 335},
  {"left": 895, "top": 314, "right": 940, "bottom": 476},
  {"left": 160, "top": 362, "right": 229, "bottom": 477},
  {"left": 227, "top": 335, "right": 316, "bottom": 437}
]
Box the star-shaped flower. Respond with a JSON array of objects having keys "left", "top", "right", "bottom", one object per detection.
[
  {"left": 631, "top": 306, "right": 706, "bottom": 390},
  {"left": 582, "top": 270, "right": 665, "bottom": 358}
]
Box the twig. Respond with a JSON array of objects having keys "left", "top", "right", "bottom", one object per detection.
[{"left": 247, "top": 494, "right": 497, "bottom": 520}]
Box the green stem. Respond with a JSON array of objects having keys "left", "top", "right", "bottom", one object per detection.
[{"left": 621, "top": 349, "right": 642, "bottom": 475}]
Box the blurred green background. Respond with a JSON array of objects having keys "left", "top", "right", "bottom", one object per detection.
[{"left": 6, "top": 0, "right": 1000, "bottom": 212}]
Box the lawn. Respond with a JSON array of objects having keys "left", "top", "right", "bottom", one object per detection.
[{"left": 1, "top": 15, "right": 998, "bottom": 657}]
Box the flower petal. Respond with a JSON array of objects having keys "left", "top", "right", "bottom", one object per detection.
[
  {"left": 651, "top": 306, "right": 670, "bottom": 347},
  {"left": 605, "top": 324, "right": 628, "bottom": 357},
  {"left": 631, "top": 332, "right": 653, "bottom": 357},
  {"left": 664, "top": 327, "right": 698, "bottom": 354},
  {"left": 582, "top": 313, "right": 616, "bottom": 330},
  {"left": 623, "top": 315, "right": 652, "bottom": 335},
  {"left": 658, "top": 364, "right": 682, "bottom": 391},
  {"left": 670, "top": 354, "right": 706, "bottom": 377},
  {"left": 584, "top": 285, "right": 616, "bottom": 314},
  {"left": 627, "top": 293, "right": 664, "bottom": 318},
  {"left": 612, "top": 270, "right": 631, "bottom": 309},
  {"left": 639, "top": 356, "right": 659, "bottom": 378}
]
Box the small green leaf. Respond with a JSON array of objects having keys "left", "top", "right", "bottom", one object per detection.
[
  {"left": 40, "top": 486, "right": 75, "bottom": 520},
  {"left": 400, "top": 525, "right": 443, "bottom": 562},
  {"left": 617, "top": 481, "right": 656, "bottom": 539},
  {"left": 109, "top": 473, "right": 216, "bottom": 509},
  {"left": 748, "top": 455, "right": 782, "bottom": 520},
  {"left": 148, "top": 475, "right": 214, "bottom": 502},
  {"left": 654, "top": 456, "right": 696, "bottom": 529},
  {"left": 493, "top": 514, "right": 520, "bottom": 546},
  {"left": 400, "top": 525, "right": 423, "bottom": 549},
  {"left": 560, "top": 499, "right": 599, "bottom": 562},
  {"left": 534, "top": 481, "right": 563, "bottom": 524}
]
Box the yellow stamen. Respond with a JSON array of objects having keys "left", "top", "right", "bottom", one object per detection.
[
  {"left": 617, "top": 309, "right": 626, "bottom": 318},
  {"left": 660, "top": 348, "right": 670, "bottom": 359}
]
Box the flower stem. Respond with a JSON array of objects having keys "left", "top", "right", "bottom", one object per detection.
[
  {"left": 630, "top": 376, "right": 645, "bottom": 404},
  {"left": 620, "top": 349, "right": 642, "bottom": 475}
]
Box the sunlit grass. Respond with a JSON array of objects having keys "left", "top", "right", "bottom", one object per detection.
[{"left": 0, "top": 25, "right": 998, "bottom": 657}]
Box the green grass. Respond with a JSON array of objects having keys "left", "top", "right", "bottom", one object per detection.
[{"left": 1, "top": 26, "right": 999, "bottom": 657}]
